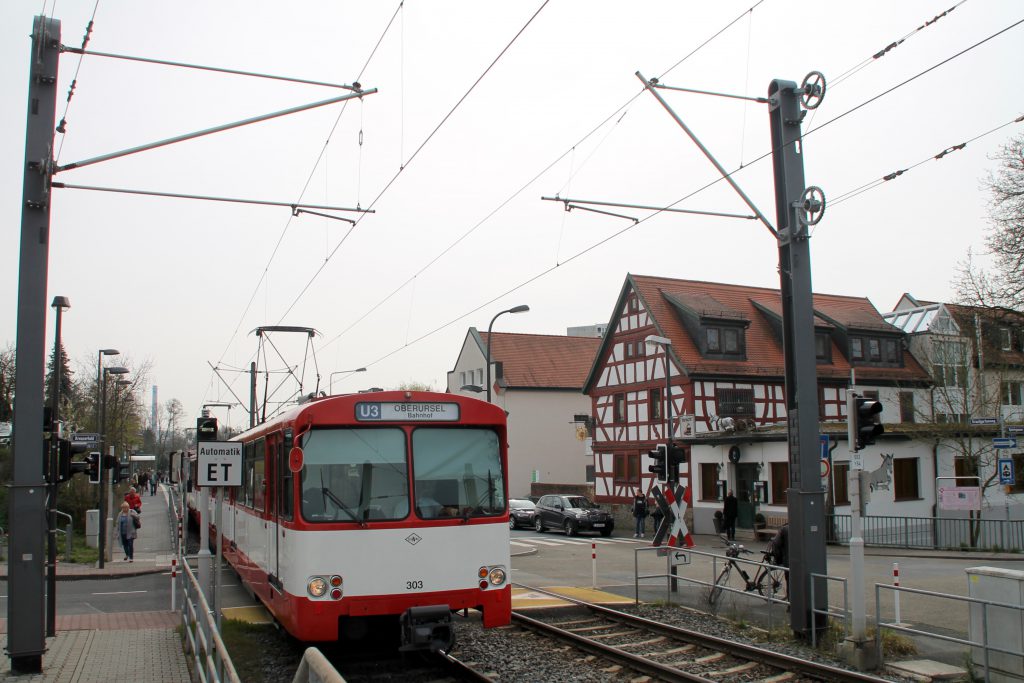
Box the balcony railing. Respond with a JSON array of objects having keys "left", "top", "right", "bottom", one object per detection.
[{"left": 826, "top": 514, "right": 1024, "bottom": 551}]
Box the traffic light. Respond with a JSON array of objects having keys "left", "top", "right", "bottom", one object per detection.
[
  {"left": 854, "top": 397, "right": 884, "bottom": 450},
  {"left": 648, "top": 444, "right": 667, "bottom": 482},
  {"left": 106, "top": 454, "right": 132, "bottom": 483},
  {"left": 667, "top": 443, "right": 688, "bottom": 483},
  {"left": 70, "top": 451, "right": 101, "bottom": 483},
  {"left": 197, "top": 416, "right": 218, "bottom": 442}
]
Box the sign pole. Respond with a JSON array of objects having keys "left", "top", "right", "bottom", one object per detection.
[{"left": 215, "top": 485, "right": 224, "bottom": 631}]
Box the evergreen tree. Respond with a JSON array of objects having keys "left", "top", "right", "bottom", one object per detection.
[{"left": 44, "top": 340, "right": 75, "bottom": 421}]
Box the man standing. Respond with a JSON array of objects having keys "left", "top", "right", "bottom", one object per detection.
[
  {"left": 722, "top": 489, "right": 738, "bottom": 541},
  {"left": 631, "top": 493, "right": 648, "bottom": 538}
]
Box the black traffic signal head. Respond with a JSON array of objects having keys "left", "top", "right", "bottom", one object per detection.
[
  {"left": 77, "top": 451, "right": 101, "bottom": 483},
  {"left": 648, "top": 444, "right": 667, "bottom": 481},
  {"left": 113, "top": 458, "right": 132, "bottom": 483},
  {"left": 666, "top": 443, "right": 688, "bottom": 484},
  {"left": 197, "top": 416, "right": 218, "bottom": 441},
  {"left": 854, "top": 397, "right": 884, "bottom": 450}
]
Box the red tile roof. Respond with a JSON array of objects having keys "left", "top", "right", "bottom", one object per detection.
[
  {"left": 479, "top": 331, "right": 602, "bottom": 389},
  {"left": 596, "top": 274, "right": 931, "bottom": 384}
]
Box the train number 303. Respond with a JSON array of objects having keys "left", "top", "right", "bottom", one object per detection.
[{"left": 406, "top": 580, "right": 424, "bottom": 590}]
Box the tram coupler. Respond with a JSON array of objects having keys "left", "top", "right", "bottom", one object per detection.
[{"left": 399, "top": 605, "right": 455, "bottom": 653}]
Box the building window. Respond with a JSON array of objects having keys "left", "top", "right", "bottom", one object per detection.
[
  {"left": 868, "top": 338, "right": 881, "bottom": 362},
  {"left": 1001, "top": 327, "right": 1012, "bottom": 351},
  {"left": 460, "top": 371, "right": 467, "bottom": 387},
  {"left": 706, "top": 328, "right": 720, "bottom": 352},
  {"left": 932, "top": 339, "right": 967, "bottom": 388},
  {"left": 936, "top": 413, "right": 968, "bottom": 424},
  {"left": 894, "top": 458, "right": 920, "bottom": 500},
  {"left": 724, "top": 328, "right": 739, "bottom": 353},
  {"left": 1003, "top": 381, "right": 1022, "bottom": 406},
  {"left": 899, "top": 392, "right": 915, "bottom": 423},
  {"left": 700, "top": 463, "right": 719, "bottom": 501},
  {"left": 833, "top": 461, "right": 850, "bottom": 505},
  {"left": 613, "top": 454, "right": 626, "bottom": 482},
  {"left": 884, "top": 339, "right": 898, "bottom": 363},
  {"left": 650, "top": 388, "right": 662, "bottom": 421},
  {"left": 476, "top": 369, "right": 483, "bottom": 385},
  {"left": 627, "top": 453, "right": 640, "bottom": 483},
  {"left": 717, "top": 387, "right": 755, "bottom": 418},
  {"left": 625, "top": 342, "right": 635, "bottom": 358},
  {"left": 851, "top": 338, "right": 863, "bottom": 360},
  {"left": 815, "top": 333, "right": 831, "bottom": 362},
  {"left": 613, "top": 453, "right": 639, "bottom": 485},
  {"left": 613, "top": 393, "right": 625, "bottom": 423},
  {"left": 954, "top": 456, "right": 979, "bottom": 486},
  {"left": 627, "top": 296, "right": 638, "bottom": 313},
  {"left": 770, "top": 462, "right": 789, "bottom": 505}
]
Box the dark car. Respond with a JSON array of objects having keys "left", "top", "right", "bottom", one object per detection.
[
  {"left": 534, "top": 494, "right": 614, "bottom": 537},
  {"left": 508, "top": 498, "right": 537, "bottom": 529}
]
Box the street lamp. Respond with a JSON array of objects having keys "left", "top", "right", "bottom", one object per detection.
[
  {"left": 97, "top": 365, "right": 129, "bottom": 569},
  {"left": 46, "top": 296, "right": 69, "bottom": 638},
  {"left": 645, "top": 335, "right": 674, "bottom": 446},
  {"left": 485, "top": 305, "right": 530, "bottom": 403},
  {"left": 329, "top": 368, "right": 366, "bottom": 395}
]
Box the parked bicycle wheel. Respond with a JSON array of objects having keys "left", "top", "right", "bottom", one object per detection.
[
  {"left": 757, "top": 567, "right": 788, "bottom": 599},
  {"left": 708, "top": 564, "right": 732, "bottom": 606}
]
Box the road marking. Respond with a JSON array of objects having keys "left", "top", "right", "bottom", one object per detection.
[{"left": 91, "top": 590, "right": 147, "bottom": 596}]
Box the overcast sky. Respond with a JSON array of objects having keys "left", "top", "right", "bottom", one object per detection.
[{"left": 2, "top": 1, "right": 1021, "bottom": 432}]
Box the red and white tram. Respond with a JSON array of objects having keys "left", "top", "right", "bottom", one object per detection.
[{"left": 197, "top": 391, "right": 512, "bottom": 649}]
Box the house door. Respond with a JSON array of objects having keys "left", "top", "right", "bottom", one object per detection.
[{"left": 735, "top": 463, "right": 759, "bottom": 529}]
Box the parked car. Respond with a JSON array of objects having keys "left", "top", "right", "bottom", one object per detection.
[
  {"left": 508, "top": 498, "right": 537, "bottom": 529},
  {"left": 0, "top": 422, "right": 11, "bottom": 448},
  {"left": 534, "top": 494, "right": 614, "bottom": 537}
]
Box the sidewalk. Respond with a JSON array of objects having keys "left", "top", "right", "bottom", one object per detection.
[{"left": 0, "top": 484, "right": 191, "bottom": 682}]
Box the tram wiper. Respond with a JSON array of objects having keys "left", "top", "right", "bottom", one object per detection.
[{"left": 321, "top": 486, "right": 361, "bottom": 525}]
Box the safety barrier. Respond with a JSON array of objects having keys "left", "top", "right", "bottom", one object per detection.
[
  {"left": 828, "top": 514, "right": 1024, "bottom": 550},
  {"left": 875, "top": 583, "right": 1024, "bottom": 683},
  {"left": 290, "top": 647, "right": 347, "bottom": 683},
  {"left": 809, "top": 572, "right": 849, "bottom": 648},
  {"left": 179, "top": 550, "right": 241, "bottom": 683},
  {"left": 633, "top": 545, "right": 691, "bottom": 605}
]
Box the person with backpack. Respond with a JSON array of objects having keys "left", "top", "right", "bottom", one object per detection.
[
  {"left": 768, "top": 523, "right": 790, "bottom": 598},
  {"left": 631, "top": 493, "right": 649, "bottom": 538},
  {"left": 117, "top": 501, "right": 140, "bottom": 562}
]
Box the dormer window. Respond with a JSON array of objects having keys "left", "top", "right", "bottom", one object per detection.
[
  {"left": 703, "top": 324, "right": 745, "bottom": 358},
  {"left": 849, "top": 334, "right": 902, "bottom": 367},
  {"left": 815, "top": 332, "right": 831, "bottom": 363}
]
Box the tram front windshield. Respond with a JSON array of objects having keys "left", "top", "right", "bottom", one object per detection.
[{"left": 299, "top": 427, "right": 505, "bottom": 522}]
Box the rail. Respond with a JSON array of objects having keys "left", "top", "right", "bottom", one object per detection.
[
  {"left": 179, "top": 550, "right": 241, "bottom": 683},
  {"left": 874, "top": 583, "right": 1024, "bottom": 683},
  {"left": 828, "top": 514, "right": 1024, "bottom": 550},
  {"left": 54, "top": 509, "right": 73, "bottom": 561}
]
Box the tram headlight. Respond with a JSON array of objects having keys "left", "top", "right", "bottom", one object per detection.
[
  {"left": 488, "top": 567, "right": 507, "bottom": 586},
  {"left": 307, "top": 577, "right": 328, "bottom": 598}
]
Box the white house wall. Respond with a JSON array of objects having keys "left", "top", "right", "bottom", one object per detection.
[{"left": 503, "top": 389, "right": 591, "bottom": 498}]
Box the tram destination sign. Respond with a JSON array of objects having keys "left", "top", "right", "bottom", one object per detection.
[
  {"left": 355, "top": 402, "right": 460, "bottom": 422},
  {"left": 197, "top": 441, "right": 242, "bottom": 486}
]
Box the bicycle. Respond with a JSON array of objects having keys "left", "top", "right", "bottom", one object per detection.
[{"left": 707, "top": 541, "right": 787, "bottom": 607}]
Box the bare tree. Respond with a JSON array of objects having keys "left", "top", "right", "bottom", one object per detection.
[{"left": 0, "top": 343, "right": 14, "bottom": 423}]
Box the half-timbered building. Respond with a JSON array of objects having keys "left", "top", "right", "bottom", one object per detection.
[{"left": 584, "top": 274, "right": 933, "bottom": 536}]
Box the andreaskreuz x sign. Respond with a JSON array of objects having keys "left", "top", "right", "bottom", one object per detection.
[{"left": 197, "top": 441, "right": 242, "bottom": 486}]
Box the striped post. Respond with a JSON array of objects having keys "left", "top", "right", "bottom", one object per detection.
[
  {"left": 171, "top": 557, "right": 178, "bottom": 611},
  {"left": 591, "top": 541, "right": 597, "bottom": 589},
  {"left": 893, "top": 562, "right": 901, "bottom": 624}
]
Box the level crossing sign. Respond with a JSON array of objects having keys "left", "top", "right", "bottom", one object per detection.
[
  {"left": 998, "top": 457, "right": 1015, "bottom": 486},
  {"left": 650, "top": 483, "right": 694, "bottom": 548}
]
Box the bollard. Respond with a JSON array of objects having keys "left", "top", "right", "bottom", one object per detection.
[
  {"left": 893, "top": 562, "right": 901, "bottom": 624},
  {"left": 591, "top": 542, "right": 597, "bottom": 589},
  {"left": 171, "top": 557, "right": 178, "bottom": 611}
]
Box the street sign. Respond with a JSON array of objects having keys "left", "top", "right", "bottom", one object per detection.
[
  {"left": 1007, "top": 425, "right": 1024, "bottom": 436},
  {"left": 998, "top": 458, "right": 1015, "bottom": 485},
  {"left": 197, "top": 441, "right": 242, "bottom": 486},
  {"left": 71, "top": 432, "right": 99, "bottom": 444},
  {"left": 993, "top": 437, "right": 1018, "bottom": 449},
  {"left": 970, "top": 417, "right": 998, "bottom": 425},
  {"left": 819, "top": 434, "right": 830, "bottom": 461},
  {"left": 820, "top": 459, "right": 831, "bottom": 479}
]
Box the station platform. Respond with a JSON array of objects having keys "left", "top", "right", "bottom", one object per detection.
[
  {"left": 512, "top": 585, "right": 634, "bottom": 609},
  {"left": 1, "top": 485, "right": 190, "bottom": 682}
]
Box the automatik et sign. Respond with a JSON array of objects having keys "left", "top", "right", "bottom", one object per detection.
[{"left": 197, "top": 441, "right": 242, "bottom": 486}]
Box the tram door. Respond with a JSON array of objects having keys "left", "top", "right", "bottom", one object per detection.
[
  {"left": 269, "top": 434, "right": 280, "bottom": 588},
  {"left": 735, "top": 463, "right": 759, "bottom": 529}
]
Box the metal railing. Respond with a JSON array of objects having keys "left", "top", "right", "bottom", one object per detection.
[
  {"left": 828, "top": 514, "right": 1024, "bottom": 550},
  {"left": 633, "top": 546, "right": 691, "bottom": 605},
  {"left": 180, "top": 550, "right": 241, "bottom": 683},
  {"left": 54, "top": 509, "right": 73, "bottom": 561},
  {"left": 809, "top": 572, "right": 849, "bottom": 648},
  {"left": 290, "top": 647, "right": 347, "bottom": 683},
  {"left": 875, "top": 583, "right": 1024, "bottom": 683}
]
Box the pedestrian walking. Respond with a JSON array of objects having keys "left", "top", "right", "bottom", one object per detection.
[
  {"left": 117, "top": 501, "right": 140, "bottom": 562},
  {"left": 631, "top": 493, "right": 648, "bottom": 538},
  {"left": 768, "top": 523, "right": 790, "bottom": 598},
  {"left": 125, "top": 486, "right": 142, "bottom": 513},
  {"left": 722, "top": 489, "right": 738, "bottom": 541}
]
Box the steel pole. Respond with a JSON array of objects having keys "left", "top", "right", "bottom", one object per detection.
[
  {"left": 46, "top": 304, "right": 64, "bottom": 637},
  {"left": 98, "top": 372, "right": 108, "bottom": 568}
]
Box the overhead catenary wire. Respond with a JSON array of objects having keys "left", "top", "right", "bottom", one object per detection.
[
  {"left": 311, "top": 1, "right": 769, "bottom": 360},
  {"left": 326, "top": 16, "right": 1024, "bottom": 377},
  {"left": 54, "top": 0, "right": 100, "bottom": 164}
]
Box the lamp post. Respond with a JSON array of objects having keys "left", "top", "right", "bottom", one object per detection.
[
  {"left": 485, "top": 305, "right": 530, "bottom": 403},
  {"left": 46, "top": 296, "right": 69, "bottom": 638},
  {"left": 645, "top": 334, "right": 674, "bottom": 450},
  {"left": 329, "top": 367, "right": 366, "bottom": 395},
  {"left": 97, "top": 365, "right": 129, "bottom": 568}
]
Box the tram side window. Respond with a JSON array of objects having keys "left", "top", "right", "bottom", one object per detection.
[
  {"left": 243, "top": 442, "right": 255, "bottom": 507},
  {"left": 278, "top": 439, "right": 294, "bottom": 520},
  {"left": 299, "top": 428, "right": 408, "bottom": 522},
  {"left": 253, "top": 438, "right": 266, "bottom": 512},
  {"left": 411, "top": 428, "right": 505, "bottom": 519}
]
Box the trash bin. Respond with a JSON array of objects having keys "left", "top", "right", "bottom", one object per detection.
[
  {"left": 713, "top": 510, "right": 723, "bottom": 534},
  {"left": 86, "top": 509, "right": 99, "bottom": 548}
]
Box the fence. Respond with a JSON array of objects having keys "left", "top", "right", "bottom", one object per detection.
[{"left": 827, "top": 514, "right": 1024, "bottom": 550}]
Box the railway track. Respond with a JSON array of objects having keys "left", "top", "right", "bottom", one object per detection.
[
  {"left": 328, "top": 649, "right": 492, "bottom": 683},
  {"left": 512, "top": 584, "right": 894, "bottom": 683}
]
